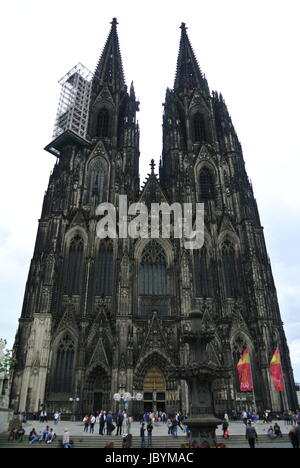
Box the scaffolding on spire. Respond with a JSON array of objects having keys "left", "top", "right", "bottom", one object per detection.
[{"left": 45, "top": 63, "right": 93, "bottom": 156}]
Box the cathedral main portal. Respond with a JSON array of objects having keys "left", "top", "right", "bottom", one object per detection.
[{"left": 143, "top": 367, "right": 166, "bottom": 413}]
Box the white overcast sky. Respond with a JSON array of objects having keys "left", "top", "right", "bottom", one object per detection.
[{"left": 0, "top": 0, "right": 300, "bottom": 382}]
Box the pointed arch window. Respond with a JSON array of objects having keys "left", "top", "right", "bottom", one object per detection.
[
  {"left": 139, "top": 241, "right": 167, "bottom": 296},
  {"left": 88, "top": 160, "right": 105, "bottom": 202},
  {"left": 194, "top": 247, "right": 209, "bottom": 297},
  {"left": 221, "top": 240, "right": 238, "bottom": 298},
  {"left": 96, "top": 241, "right": 113, "bottom": 296},
  {"left": 52, "top": 334, "right": 75, "bottom": 393},
  {"left": 199, "top": 167, "right": 215, "bottom": 202},
  {"left": 97, "top": 108, "right": 110, "bottom": 138},
  {"left": 65, "top": 235, "right": 85, "bottom": 295},
  {"left": 193, "top": 113, "right": 206, "bottom": 143}
]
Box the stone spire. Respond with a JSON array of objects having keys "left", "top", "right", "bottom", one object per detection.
[
  {"left": 174, "top": 22, "right": 209, "bottom": 95},
  {"left": 93, "top": 18, "right": 126, "bottom": 93}
]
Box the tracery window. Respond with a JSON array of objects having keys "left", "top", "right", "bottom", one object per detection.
[
  {"left": 52, "top": 334, "right": 75, "bottom": 393},
  {"left": 199, "top": 167, "right": 215, "bottom": 202},
  {"left": 194, "top": 247, "right": 209, "bottom": 297},
  {"left": 221, "top": 240, "right": 238, "bottom": 298},
  {"left": 88, "top": 159, "right": 105, "bottom": 202},
  {"left": 65, "top": 235, "right": 85, "bottom": 295},
  {"left": 193, "top": 112, "right": 206, "bottom": 142},
  {"left": 97, "top": 108, "right": 109, "bottom": 138},
  {"left": 96, "top": 241, "right": 113, "bottom": 296},
  {"left": 139, "top": 241, "right": 167, "bottom": 296}
]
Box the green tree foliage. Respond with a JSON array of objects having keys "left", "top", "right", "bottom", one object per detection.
[{"left": 0, "top": 339, "right": 16, "bottom": 373}]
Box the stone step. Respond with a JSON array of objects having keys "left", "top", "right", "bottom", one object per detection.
[{"left": 0, "top": 434, "right": 289, "bottom": 449}]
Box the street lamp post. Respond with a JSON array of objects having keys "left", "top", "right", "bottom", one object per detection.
[
  {"left": 69, "top": 397, "right": 80, "bottom": 421},
  {"left": 113, "top": 391, "right": 143, "bottom": 412}
]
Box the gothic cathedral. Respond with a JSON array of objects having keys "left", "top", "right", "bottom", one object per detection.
[{"left": 10, "top": 19, "right": 297, "bottom": 417}]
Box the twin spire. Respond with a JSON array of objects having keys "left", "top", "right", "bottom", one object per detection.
[
  {"left": 94, "top": 19, "right": 207, "bottom": 94},
  {"left": 93, "top": 18, "right": 125, "bottom": 92},
  {"left": 174, "top": 23, "right": 209, "bottom": 94}
]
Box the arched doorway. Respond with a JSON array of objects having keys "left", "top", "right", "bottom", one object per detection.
[
  {"left": 84, "top": 366, "right": 111, "bottom": 414},
  {"left": 143, "top": 367, "right": 166, "bottom": 413}
]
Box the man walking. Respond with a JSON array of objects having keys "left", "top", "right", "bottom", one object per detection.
[{"left": 246, "top": 421, "right": 258, "bottom": 448}]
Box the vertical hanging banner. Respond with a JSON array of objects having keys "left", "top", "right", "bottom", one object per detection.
[
  {"left": 270, "top": 347, "right": 284, "bottom": 391},
  {"left": 237, "top": 347, "right": 254, "bottom": 391}
]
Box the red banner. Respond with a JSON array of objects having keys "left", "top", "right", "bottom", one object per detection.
[
  {"left": 270, "top": 347, "right": 284, "bottom": 391},
  {"left": 237, "top": 347, "right": 253, "bottom": 392}
]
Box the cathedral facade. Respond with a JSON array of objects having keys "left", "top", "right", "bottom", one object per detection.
[{"left": 10, "top": 19, "right": 297, "bottom": 417}]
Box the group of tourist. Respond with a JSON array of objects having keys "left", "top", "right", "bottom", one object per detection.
[
  {"left": 8, "top": 425, "right": 57, "bottom": 445},
  {"left": 82, "top": 410, "right": 134, "bottom": 436},
  {"left": 141, "top": 411, "right": 168, "bottom": 423},
  {"left": 8, "top": 425, "right": 72, "bottom": 448},
  {"left": 29, "top": 426, "right": 57, "bottom": 444},
  {"left": 80, "top": 409, "right": 167, "bottom": 447},
  {"left": 222, "top": 410, "right": 300, "bottom": 448},
  {"left": 80, "top": 410, "right": 189, "bottom": 439},
  {"left": 267, "top": 421, "right": 300, "bottom": 449},
  {"left": 283, "top": 410, "right": 300, "bottom": 425},
  {"left": 9, "top": 407, "right": 300, "bottom": 448}
]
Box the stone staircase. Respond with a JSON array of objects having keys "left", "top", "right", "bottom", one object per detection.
[{"left": 0, "top": 433, "right": 289, "bottom": 449}]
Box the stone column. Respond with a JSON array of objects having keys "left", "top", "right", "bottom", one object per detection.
[
  {"left": 174, "top": 311, "right": 224, "bottom": 447},
  {"left": 18, "top": 314, "right": 52, "bottom": 413}
]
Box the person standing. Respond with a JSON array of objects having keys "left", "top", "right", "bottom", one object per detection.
[
  {"left": 106, "top": 411, "right": 114, "bottom": 436},
  {"left": 83, "top": 415, "right": 89, "bottom": 432},
  {"left": 54, "top": 411, "right": 59, "bottom": 425},
  {"left": 222, "top": 420, "right": 229, "bottom": 439},
  {"left": 172, "top": 419, "right": 178, "bottom": 438},
  {"left": 99, "top": 411, "right": 106, "bottom": 435},
  {"left": 123, "top": 411, "right": 128, "bottom": 428},
  {"left": 167, "top": 417, "right": 172, "bottom": 436},
  {"left": 127, "top": 415, "right": 133, "bottom": 434},
  {"left": 116, "top": 411, "right": 124, "bottom": 436},
  {"left": 246, "top": 421, "right": 258, "bottom": 448},
  {"left": 90, "top": 414, "right": 96, "bottom": 433},
  {"left": 147, "top": 421, "right": 153, "bottom": 447},
  {"left": 140, "top": 422, "right": 146, "bottom": 448},
  {"left": 176, "top": 412, "right": 184, "bottom": 431}
]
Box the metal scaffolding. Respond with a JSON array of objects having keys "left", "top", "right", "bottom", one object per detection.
[{"left": 53, "top": 63, "right": 93, "bottom": 140}]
